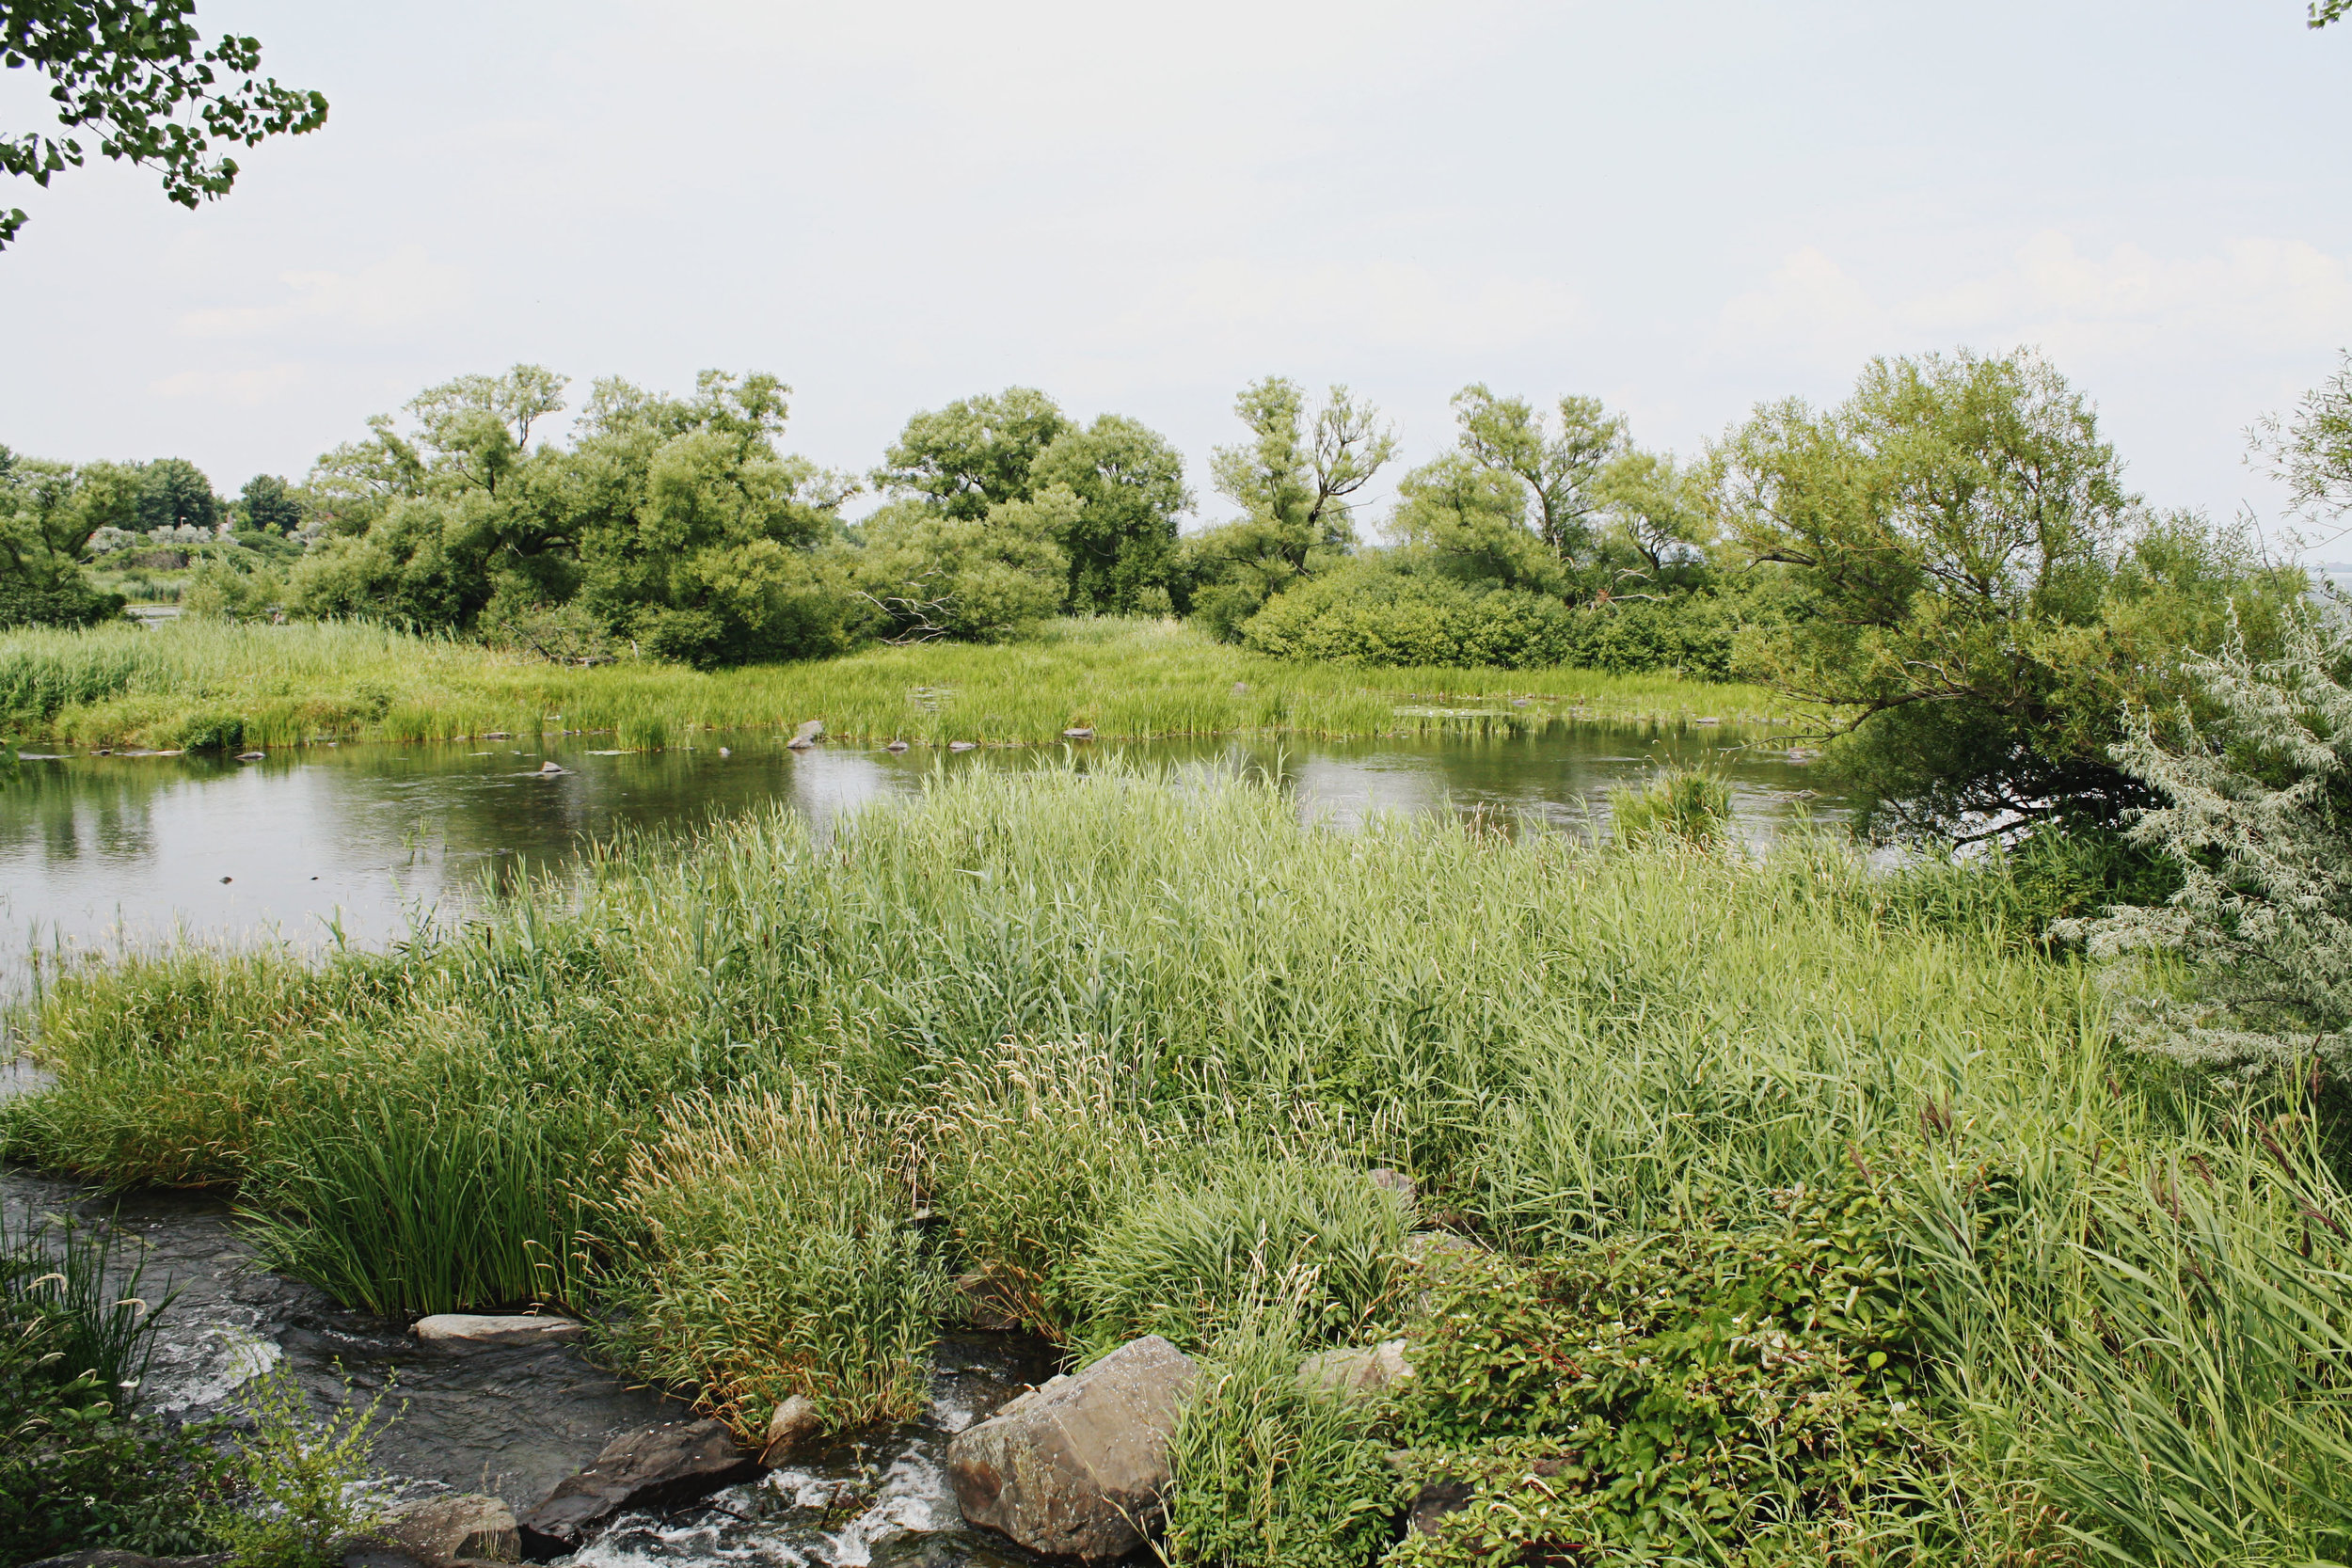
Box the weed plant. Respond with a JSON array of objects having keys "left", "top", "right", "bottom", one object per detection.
[
  {"left": 204, "top": 1367, "right": 393, "bottom": 1568},
  {"left": 0, "top": 615, "right": 1789, "bottom": 751},
  {"left": 8, "top": 764, "right": 2352, "bottom": 1560}
]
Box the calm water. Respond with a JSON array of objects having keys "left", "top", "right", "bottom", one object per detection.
[{"left": 1, "top": 723, "right": 1840, "bottom": 992}]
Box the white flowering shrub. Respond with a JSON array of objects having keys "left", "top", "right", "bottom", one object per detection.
[{"left": 2058, "top": 610, "right": 2352, "bottom": 1072}]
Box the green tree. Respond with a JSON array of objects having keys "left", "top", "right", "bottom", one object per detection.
[
  {"left": 1390, "top": 452, "right": 1565, "bottom": 595},
  {"left": 1, "top": 1, "right": 326, "bottom": 249},
  {"left": 1186, "top": 377, "right": 1395, "bottom": 640},
  {"left": 0, "top": 445, "right": 126, "bottom": 626},
  {"left": 872, "top": 388, "right": 1072, "bottom": 520},
  {"left": 2256, "top": 347, "right": 2352, "bottom": 532},
  {"left": 234, "top": 472, "right": 302, "bottom": 534},
  {"left": 1451, "top": 384, "right": 1626, "bottom": 576},
  {"left": 1029, "top": 415, "right": 1190, "bottom": 613},
  {"left": 1723, "top": 347, "right": 2303, "bottom": 839},
  {"left": 854, "top": 492, "right": 1070, "bottom": 643},
  {"left": 134, "top": 456, "right": 215, "bottom": 532},
  {"left": 1596, "top": 448, "right": 1717, "bottom": 590}
]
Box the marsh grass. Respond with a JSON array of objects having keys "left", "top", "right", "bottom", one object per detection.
[
  {"left": 1610, "top": 764, "right": 1734, "bottom": 847},
  {"left": 0, "top": 616, "right": 1791, "bottom": 751},
  {"left": 9, "top": 763, "right": 2352, "bottom": 1560}
]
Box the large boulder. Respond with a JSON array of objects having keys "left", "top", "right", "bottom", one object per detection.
[
  {"left": 946, "top": 1334, "right": 1197, "bottom": 1561},
  {"left": 517, "top": 1419, "right": 755, "bottom": 1558}
]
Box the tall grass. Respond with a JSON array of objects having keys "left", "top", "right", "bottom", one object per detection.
[
  {"left": 0, "top": 615, "right": 1791, "bottom": 751},
  {"left": 7, "top": 763, "right": 2351, "bottom": 1560}
]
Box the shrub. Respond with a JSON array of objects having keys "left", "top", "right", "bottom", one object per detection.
[
  {"left": 1239, "top": 558, "right": 1741, "bottom": 677},
  {"left": 205, "top": 1369, "right": 392, "bottom": 1568},
  {"left": 598, "top": 1085, "right": 943, "bottom": 1439},
  {"left": 0, "top": 577, "right": 125, "bottom": 631},
  {"left": 1390, "top": 1185, "right": 1932, "bottom": 1565},
  {"left": 1071, "top": 1159, "right": 1408, "bottom": 1358}
]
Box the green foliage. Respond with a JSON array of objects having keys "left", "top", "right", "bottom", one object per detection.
[
  {"left": 1449, "top": 384, "right": 1625, "bottom": 577},
  {"left": 0, "top": 446, "right": 127, "bottom": 628},
  {"left": 0, "top": 1212, "right": 229, "bottom": 1565},
  {"left": 134, "top": 458, "right": 217, "bottom": 534},
  {"left": 236, "top": 474, "right": 306, "bottom": 536},
  {"left": 871, "top": 386, "right": 1072, "bottom": 520},
  {"left": 0, "top": 1, "right": 327, "bottom": 250},
  {"left": 183, "top": 552, "right": 284, "bottom": 623},
  {"left": 1723, "top": 347, "right": 2305, "bottom": 840},
  {"left": 854, "top": 493, "right": 1069, "bottom": 643},
  {"left": 205, "top": 1369, "right": 391, "bottom": 1568},
  {"left": 1162, "top": 1305, "right": 1398, "bottom": 1568},
  {"left": 1239, "top": 554, "right": 1744, "bottom": 677},
  {"left": 1071, "top": 1159, "right": 1410, "bottom": 1358},
  {"left": 1186, "top": 379, "right": 1394, "bottom": 640},
  {"left": 1391, "top": 1188, "right": 1931, "bottom": 1565},
  {"left": 599, "top": 1086, "right": 942, "bottom": 1439},
  {"left": 1610, "top": 766, "right": 1732, "bottom": 848}
]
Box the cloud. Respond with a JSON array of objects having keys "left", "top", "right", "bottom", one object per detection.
[
  {"left": 1717, "top": 232, "right": 2352, "bottom": 369},
  {"left": 148, "top": 363, "right": 308, "bottom": 404},
  {"left": 177, "top": 246, "right": 470, "bottom": 341}
]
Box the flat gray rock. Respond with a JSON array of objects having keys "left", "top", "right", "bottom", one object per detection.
[
  {"left": 412, "top": 1314, "right": 585, "bottom": 1349},
  {"left": 946, "top": 1334, "right": 1196, "bottom": 1560}
]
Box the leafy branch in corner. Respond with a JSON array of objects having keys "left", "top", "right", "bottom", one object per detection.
[{"left": 2, "top": 1, "right": 327, "bottom": 249}]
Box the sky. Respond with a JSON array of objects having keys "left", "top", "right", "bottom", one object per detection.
[{"left": 3, "top": 0, "right": 2349, "bottom": 542}]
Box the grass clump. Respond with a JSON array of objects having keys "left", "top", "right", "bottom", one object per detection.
[
  {"left": 914, "top": 1036, "right": 1163, "bottom": 1338},
  {"left": 1160, "top": 1298, "right": 1400, "bottom": 1568},
  {"left": 1071, "top": 1159, "right": 1409, "bottom": 1360},
  {"left": 1610, "top": 764, "right": 1733, "bottom": 848},
  {"left": 597, "top": 1085, "right": 943, "bottom": 1440}
]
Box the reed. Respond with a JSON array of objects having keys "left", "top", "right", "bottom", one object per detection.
[{"left": 0, "top": 616, "right": 1792, "bottom": 751}]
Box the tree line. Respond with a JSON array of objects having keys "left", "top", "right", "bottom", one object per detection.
[{"left": 8, "top": 346, "right": 2348, "bottom": 851}]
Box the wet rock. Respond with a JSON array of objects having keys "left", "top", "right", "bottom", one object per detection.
[
  {"left": 787, "top": 719, "right": 824, "bottom": 749},
  {"left": 1061, "top": 726, "right": 1094, "bottom": 740},
  {"left": 1296, "top": 1338, "right": 1413, "bottom": 1401},
  {"left": 237, "top": 751, "right": 267, "bottom": 761},
  {"left": 759, "top": 1392, "right": 820, "bottom": 1465},
  {"left": 535, "top": 761, "right": 565, "bottom": 776},
  {"left": 380, "top": 1493, "right": 521, "bottom": 1564},
  {"left": 1406, "top": 1476, "right": 1475, "bottom": 1536},
  {"left": 518, "top": 1418, "right": 755, "bottom": 1557},
  {"left": 885, "top": 739, "right": 911, "bottom": 752},
  {"left": 1368, "top": 1167, "right": 1417, "bottom": 1208},
  {"left": 946, "top": 1333, "right": 1196, "bottom": 1560},
  {"left": 948, "top": 740, "right": 977, "bottom": 752},
  {"left": 412, "top": 1313, "right": 584, "bottom": 1350}
]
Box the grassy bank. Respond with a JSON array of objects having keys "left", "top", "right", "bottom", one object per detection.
[
  {"left": 7, "top": 764, "right": 2348, "bottom": 1563},
  {"left": 0, "top": 616, "right": 1793, "bottom": 752}
]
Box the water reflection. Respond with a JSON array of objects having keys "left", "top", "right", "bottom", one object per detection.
[{"left": 2, "top": 724, "right": 1840, "bottom": 991}]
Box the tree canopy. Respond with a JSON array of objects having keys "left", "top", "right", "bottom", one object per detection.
[{"left": 2, "top": 0, "right": 326, "bottom": 249}]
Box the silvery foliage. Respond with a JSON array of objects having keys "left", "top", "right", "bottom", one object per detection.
[{"left": 2056, "top": 609, "right": 2352, "bottom": 1073}]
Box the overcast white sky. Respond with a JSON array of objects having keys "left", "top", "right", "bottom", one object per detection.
[{"left": 3, "top": 1, "right": 2349, "bottom": 539}]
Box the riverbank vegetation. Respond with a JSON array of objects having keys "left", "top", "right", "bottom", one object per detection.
[
  {"left": 0, "top": 614, "right": 1790, "bottom": 752},
  {"left": 8, "top": 749, "right": 2352, "bottom": 1563}
]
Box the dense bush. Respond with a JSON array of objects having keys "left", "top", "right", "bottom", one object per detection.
[
  {"left": 0, "top": 576, "right": 123, "bottom": 630},
  {"left": 1240, "top": 556, "right": 1742, "bottom": 676}
]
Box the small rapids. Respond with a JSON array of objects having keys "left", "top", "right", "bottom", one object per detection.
[{"left": 2, "top": 1061, "right": 1073, "bottom": 1565}]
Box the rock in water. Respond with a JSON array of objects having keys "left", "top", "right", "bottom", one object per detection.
[
  {"left": 884, "top": 738, "right": 911, "bottom": 752},
  {"left": 535, "top": 761, "right": 565, "bottom": 775},
  {"left": 1296, "top": 1338, "right": 1413, "bottom": 1401},
  {"left": 787, "top": 719, "right": 824, "bottom": 750},
  {"left": 1061, "top": 726, "right": 1095, "bottom": 740},
  {"left": 379, "top": 1495, "right": 520, "bottom": 1564},
  {"left": 518, "top": 1419, "right": 755, "bottom": 1557},
  {"left": 946, "top": 1334, "right": 1196, "bottom": 1560},
  {"left": 948, "top": 740, "right": 977, "bottom": 752},
  {"left": 759, "top": 1393, "right": 820, "bottom": 1465},
  {"left": 412, "top": 1313, "right": 585, "bottom": 1349}
]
